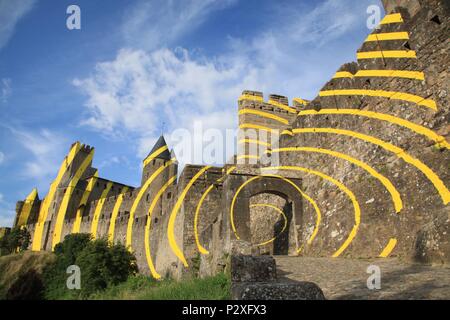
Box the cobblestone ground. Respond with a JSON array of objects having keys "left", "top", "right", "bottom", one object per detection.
[{"left": 274, "top": 256, "right": 450, "bottom": 300}]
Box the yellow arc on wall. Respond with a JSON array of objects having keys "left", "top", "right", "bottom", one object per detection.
[
  {"left": 52, "top": 150, "right": 94, "bottom": 250},
  {"left": 90, "top": 181, "right": 113, "bottom": 239},
  {"left": 250, "top": 204, "right": 288, "bottom": 247},
  {"left": 261, "top": 168, "right": 361, "bottom": 258},
  {"left": 269, "top": 146, "right": 403, "bottom": 213},
  {"left": 72, "top": 173, "right": 98, "bottom": 234},
  {"left": 126, "top": 160, "right": 174, "bottom": 251},
  {"left": 292, "top": 128, "right": 450, "bottom": 205},
  {"left": 168, "top": 166, "right": 211, "bottom": 267},
  {"left": 32, "top": 142, "right": 81, "bottom": 251},
  {"left": 145, "top": 175, "right": 177, "bottom": 279},
  {"left": 297, "top": 109, "right": 448, "bottom": 149},
  {"left": 17, "top": 188, "right": 38, "bottom": 226},
  {"left": 108, "top": 186, "right": 129, "bottom": 244}
]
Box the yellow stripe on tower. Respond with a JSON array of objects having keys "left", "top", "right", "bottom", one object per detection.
[
  {"left": 168, "top": 166, "right": 211, "bottom": 267},
  {"left": 292, "top": 128, "right": 450, "bottom": 205},
  {"left": 239, "top": 109, "right": 289, "bottom": 125},
  {"left": 239, "top": 123, "right": 279, "bottom": 133},
  {"left": 268, "top": 99, "right": 297, "bottom": 113},
  {"left": 52, "top": 150, "right": 94, "bottom": 249},
  {"left": 238, "top": 94, "right": 264, "bottom": 102},
  {"left": 72, "top": 173, "right": 98, "bottom": 234},
  {"left": 333, "top": 70, "right": 425, "bottom": 80},
  {"left": 17, "top": 189, "right": 38, "bottom": 226},
  {"left": 143, "top": 145, "right": 169, "bottom": 167},
  {"left": 365, "top": 32, "right": 409, "bottom": 42},
  {"left": 145, "top": 175, "right": 177, "bottom": 279},
  {"left": 270, "top": 147, "right": 403, "bottom": 213},
  {"left": 126, "top": 160, "right": 174, "bottom": 250},
  {"left": 108, "top": 186, "right": 129, "bottom": 244},
  {"left": 380, "top": 13, "right": 403, "bottom": 25},
  {"left": 357, "top": 50, "right": 417, "bottom": 59},
  {"left": 379, "top": 238, "right": 397, "bottom": 257},
  {"left": 297, "top": 109, "right": 449, "bottom": 149},
  {"left": 32, "top": 142, "right": 82, "bottom": 251},
  {"left": 261, "top": 167, "right": 361, "bottom": 258},
  {"left": 90, "top": 181, "right": 113, "bottom": 239},
  {"left": 319, "top": 89, "right": 437, "bottom": 111}
]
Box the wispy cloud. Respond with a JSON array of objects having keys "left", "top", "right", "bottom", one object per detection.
[
  {"left": 10, "top": 128, "right": 68, "bottom": 187},
  {"left": 0, "top": 151, "right": 4, "bottom": 165},
  {"left": 75, "top": 0, "right": 381, "bottom": 167},
  {"left": 121, "top": 0, "right": 238, "bottom": 50},
  {"left": 1, "top": 78, "right": 11, "bottom": 103},
  {"left": 0, "top": 192, "right": 15, "bottom": 227},
  {"left": 0, "top": 0, "right": 36, "bottom": 51}
]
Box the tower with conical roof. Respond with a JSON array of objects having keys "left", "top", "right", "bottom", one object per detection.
[{"left": 141, "top": 135, "right": 173, "bottom": 185}]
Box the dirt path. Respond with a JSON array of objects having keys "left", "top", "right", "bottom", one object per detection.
[{"left": 274, "top": 256, "right": 450, "bottom": 299}]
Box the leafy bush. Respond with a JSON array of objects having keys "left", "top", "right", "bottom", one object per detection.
[
  {"left": 42, "top": 234, "right": 138, "bottom": 299},
  {"left": 0, "top": 227, "right": 30, "bottom": 256}
]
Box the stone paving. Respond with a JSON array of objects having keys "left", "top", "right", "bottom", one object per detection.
[{"left": 274, "top": 256, "right": 450, "bottom": 300}]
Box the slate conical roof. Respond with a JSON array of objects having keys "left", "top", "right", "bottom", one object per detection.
[{"left": 145, "top": 135, "right": 171, "bottom": 161}]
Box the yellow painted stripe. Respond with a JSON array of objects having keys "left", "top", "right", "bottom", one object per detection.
[
  {"left": 319, "top": 89, "right": 437, "bottom": 111},
  {"left": 333, "top": 70, "right": 425, "bottom": 80},
  {"left": 90, "top": 181, "right": 113, "bottom": 239},
  {"left": 143, "top": 145, "right": 169, "bottom": 167},
  {"left": 297, "top": 109, "right": 449, "bottom": 149},
  {"left": 292, "top": 128, "right": 450, "bottom": 205},
  {"left": 17, "top": 189, "right": 38, "bottom": 226},
  {"left": 365, "top": 32, "right": 409, "bottom": 42},
  {"left": 145, "top": 175, "right": 177, "bottom": 279},
  {"left": 239, "top": 108, "right": 289, "bottom": 125},
  {"left": 127, "top": 160, "right": 174, "bottom": 250},
  {"left": 238, "top": 94, "right": 264, "bottom": 102},
  {"left": 32, "top": 142, "right": 82, "bottom": 251},
  {"left": 333, "top": 71, "right": 354, "bottom": 78},
  {"left": 262, "top": 167, "right": 361, "bottom": 257},
  {"left": 380, "top": 13, "right": 403, "bottom": 25},
  {"left": 52, "top": 150, "right": 94, "bottom": 249},
  {"left": 195, "top": 166, "right": 236, "bottom": 254},
  {"left": 356, "top": 70, "right": 425, "bottom": 80},
  {"left": 168, "top": 166, "right": 211, "bottom": 267},
  {"left": 268, "top": 99, "right": 297, "bottom": 113},
  {"left": 281, "top": 129, "right": 293, "bottom": 136},
  {"left": 108, "top": 186, "right": 129, "bottom": 244},
  {"left": 72, "top": 173, "right": 98, "bottom": 234},
  {"left": 230, "top": 175, "right": 321, "bottom": 253},
  {"left": 293, "top": 98, "right": 309, "bottom": 105},
  {"left": 357, "top": 50, "right": 417, "bottom": 59},
  {"left": 379, "top": 238, "right": 397, "bottom": 257},
  {"left": 271, "top": 147, "right": 403, "bottom": 213},
  {"left": 250, "top": 204, "right": 288, "bottom": 246},
  {"left": 238, "top": 139, "right": 271, "bottom": 147},
  {"left": 239, "top": 123, "right": 279, "bottom": 133},
  {"left": 194, "top": 185, "right": 214, "bottom": 255}
]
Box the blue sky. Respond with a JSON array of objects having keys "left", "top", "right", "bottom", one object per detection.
[{"left": 0, "top": 0, "right": 383, "bottom": 227}]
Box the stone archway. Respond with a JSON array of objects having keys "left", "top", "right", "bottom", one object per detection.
[{"left": 224, "top": 173, "right": 303, "bottom": 255}]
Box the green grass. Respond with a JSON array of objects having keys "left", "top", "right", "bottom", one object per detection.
[{"left": 89, "top": 273, "right": 231, "bottom": 300}]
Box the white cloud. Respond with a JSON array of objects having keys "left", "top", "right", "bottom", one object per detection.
[
  {"left": 10, "top": 128, "right": 68, "bottom": 185},
  {"left": 1, "top": 78, "right": 11, "bottom": 103},
  {"left": 75, "top": 0, "right": 381, "bottom": 167},
  {"left": 0, "top": 0, "right": 36, "bottom": 50},
  {"left": 0, "top": 151, "right": 4, "bottom": 164},
  {"left": 121, "top": 0, "right": 238, "bottom": 50},
  {"left": 0, "top": 193, "right": 15, "bottom": 228}
]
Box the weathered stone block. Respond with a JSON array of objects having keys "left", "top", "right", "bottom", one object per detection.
[
  {"left": 231, "top": 255, "right": 276, "bottom": 283},
  {"left": 233, "top": 282, "right": 326, "bottom": 300}
]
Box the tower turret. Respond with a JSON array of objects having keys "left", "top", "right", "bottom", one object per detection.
[{"left": 141, "top": 136, "right": 172, "bottom": 185}]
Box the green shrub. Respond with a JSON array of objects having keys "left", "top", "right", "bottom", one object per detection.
[
  {"left": 42, "top": 234, "right": 138, "bottom": 299},
  {"left": 0, "top": 227, "right": 30, "bottom": 256}
]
